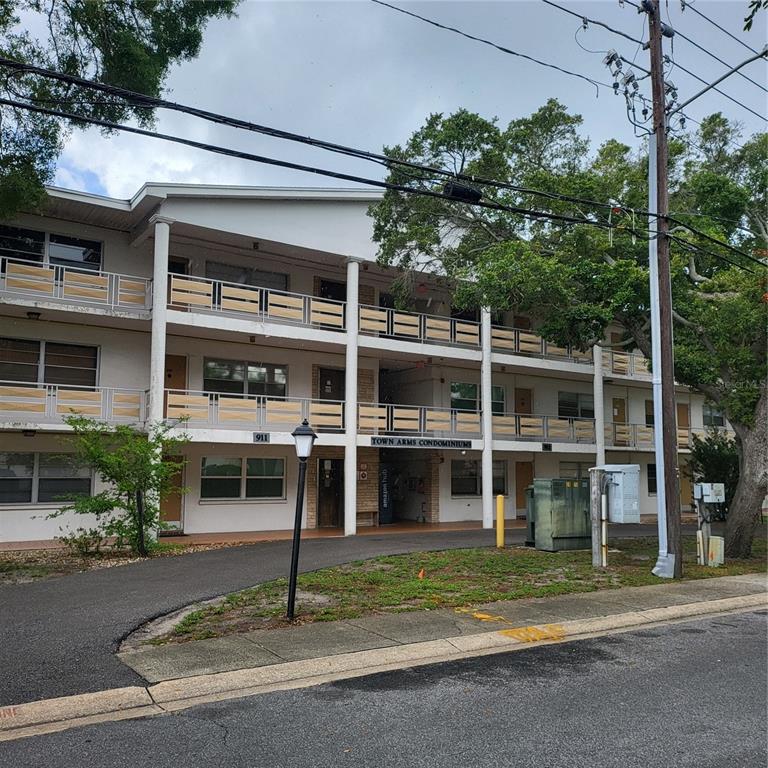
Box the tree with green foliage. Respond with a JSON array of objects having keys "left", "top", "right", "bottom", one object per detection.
[
  {"left": 370, "top": 101, "right": 767, "bottom": 560},
  {"left": 48, "top": 416, "right": 187, "bottom": 556},
  {"left": 744, "top": 0, "right": 767, "bottom": 30},
  {"left": 688, "top": 429, "right": 740, "bottom": 521},
  {"left": 0, "top": 0, "right": 238, "bottom": 217}
]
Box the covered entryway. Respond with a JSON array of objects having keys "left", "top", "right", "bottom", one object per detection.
[{"left": 317, "top": 458, "right": 344, "bottom": 527}]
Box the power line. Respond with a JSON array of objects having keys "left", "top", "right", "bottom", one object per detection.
[
  {"left": 540, "top": 0, "right": 644, "bottom": 45},
  {"left": 682, "top": 0, "right": 761, "bottom": 56},
  {"left": 668, "top": 53, "right": 768, "bottom": 122},
  {"left": 669, "top": 233, "right": 758, "bottom": 274},
  {"left": 369, "top": 0, "right": 608, "bottom": 95},
  {"left": 6, "top": 94, "right": 761, "bottom": 275},
  {"left": 0, "top": 96, "right": 624, "bottom": 232},
  {"left": 1, "top": 57, "right": 758, "bottom": 264},
  {"left": 623, "top": 0, "right": 767, "bottom": 94}
]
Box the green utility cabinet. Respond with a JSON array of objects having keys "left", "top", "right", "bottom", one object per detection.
[{"left": 525, "top": 478, "right": 591, "bottom": 552}]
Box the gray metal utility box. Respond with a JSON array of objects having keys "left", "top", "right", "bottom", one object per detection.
[{"left": 525, "top": 478, "right": 591, "bottom": 552}]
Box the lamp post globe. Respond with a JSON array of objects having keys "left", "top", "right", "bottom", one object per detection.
[{"left": 292, "top": 419, "right": 317, "bottom": 460}]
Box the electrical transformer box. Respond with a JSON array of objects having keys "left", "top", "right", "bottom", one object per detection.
[
  {"left": 526, "top": 477, "right": 591, "bottom": 552},
  {"left": 600, "top": 464, "right": 641, "bottom": 524},
  {"left": 694, "top": 483, "right": 725, "bottom": 504}
]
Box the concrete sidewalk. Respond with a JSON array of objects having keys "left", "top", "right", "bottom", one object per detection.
[{"left": 119, "top": 572, "right": 767, "bottom": 684}]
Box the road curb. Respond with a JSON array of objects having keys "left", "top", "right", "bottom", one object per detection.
[{"left": 1, "top": 593, "right": 765, "bottom": 742}]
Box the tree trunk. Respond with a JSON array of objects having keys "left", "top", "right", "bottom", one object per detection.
[
  {"left": 135, "top": 489, "right": 149, "bottom": 558},
  {"left": 725, "top": 387, "right": 767, "bottom": 559}
]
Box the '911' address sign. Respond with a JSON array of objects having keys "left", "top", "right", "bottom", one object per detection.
[{"left": 252, "top": 433, "right": 271, "bottom": 443}]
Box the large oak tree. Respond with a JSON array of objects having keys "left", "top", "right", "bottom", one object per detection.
[
  {"left": 0, "top": 0, "right": 238, "bottom": 217},
  {"left": 371, "top": 101, "right": 767, "bottom": 559}
]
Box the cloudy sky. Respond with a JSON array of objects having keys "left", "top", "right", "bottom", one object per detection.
[{"left": 48, "top": 0, "right": 767, "bottom": 198}]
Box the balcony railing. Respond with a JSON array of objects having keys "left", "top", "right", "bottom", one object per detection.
[
  {"left": 359, "top": 305, "right": 481, "bottom": 348},
  {"left": 491, "top": 326, "right": 592, "bottom": 364},
  {"left": 0, "top": 381, "right": 146, "bottom": 424},
  {"left": 167, "top": 275, "right": 346, "bottom": 331},
  {"left": 605, "top": 423, "right": 656, "bottom": 449},
  {"left": 603, "top": 349, "right": 650, "bottom": 378},
  {"left": 0, "top": 257, "right": 151, "bottom": 311},
  {"left": 164, "top": 390, "right": 345, "bottom": 432},
  {"left": 604, "top": 423, "right": 729, "bottom": 449},
  {"left": 492, "top": 413, "right": 596, "bottom": 442},
  {"left": 358, "top": 403, "right": 482, "bottom": 438}
]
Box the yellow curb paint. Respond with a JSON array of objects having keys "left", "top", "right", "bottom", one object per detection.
[{"left": 498, "top": 625, "right": 566, "bottom": 643}]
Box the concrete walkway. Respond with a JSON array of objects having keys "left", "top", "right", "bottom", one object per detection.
[{"left": 119, "top": 573, "right": 767, "bottom": 684}]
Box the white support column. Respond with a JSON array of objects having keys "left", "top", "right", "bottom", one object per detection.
[
  {"left": 480, "top": 308, "right": 494, "bottom": 529},
  {"left": 593, "top": 344, "right": 606, "bottom": 467},
  {"left": 148, "top": 216, "right": 172, "bottom": 426},
  {"left": 343, "top": 258, "right": 360, "bottom": 536}
]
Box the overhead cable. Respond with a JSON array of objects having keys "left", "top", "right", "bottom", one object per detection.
[
  {"left": 0, "top": 56, "right": 758, "bottom": 263},
  {"left": 369, "top": 0, "right": 608, "bottom": 95}
]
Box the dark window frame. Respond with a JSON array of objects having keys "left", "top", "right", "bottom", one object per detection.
[{"left": 0, "top": 452, "right": 91, "bottom": 505}]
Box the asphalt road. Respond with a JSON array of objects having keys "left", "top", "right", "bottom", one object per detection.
[
  {"left": 2, "top": 610, "right": 765, "bottom": 767},
  {"left": 0, "top": 523, "right": 695, "bottom": 706}
]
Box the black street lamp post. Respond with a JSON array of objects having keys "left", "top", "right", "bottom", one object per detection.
[{"left": 287, "top": 419, "right": 317, "bottom": 620}]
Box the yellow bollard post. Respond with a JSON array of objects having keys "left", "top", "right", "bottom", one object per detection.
[{"left": 496, "top": 494, "right": 505, "bottom": 548}]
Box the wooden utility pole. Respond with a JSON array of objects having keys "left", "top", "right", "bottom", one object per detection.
[{"left": 646, "top": 0, "right": 682, "bottom": 578}]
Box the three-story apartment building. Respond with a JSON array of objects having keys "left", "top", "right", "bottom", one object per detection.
[{"left": 0, "top": 184, "right": 727, "bottom": 542}]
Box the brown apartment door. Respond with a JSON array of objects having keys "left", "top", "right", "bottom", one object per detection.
[
  {"left": 164, "top": 355, "right": 188, "bottom": 415},
  {"left": 160, "top": 460, "right": 184, "bottom": 529},
  {"left": 515, "top": 462, "right": 534, "bottom": 513},
  {"left": 515, "top": 388, "right": 532, "bottom": 415},
  {"left": 612, "top": 397, "right": 628, "bottom": 446},
  {"left": 318, "top": 368, "right": 345, "bottom": 401},
  {"left": 317, "top": 458, "right": 344, "bottom": 527}
]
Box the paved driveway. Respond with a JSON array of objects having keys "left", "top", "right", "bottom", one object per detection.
[{"left": 0, "top": 524, "right": 669, "bottom": 706}]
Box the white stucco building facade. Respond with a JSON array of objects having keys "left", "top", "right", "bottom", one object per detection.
[{"left": 0, "top": 184, "right": 727, "bottom": 542}]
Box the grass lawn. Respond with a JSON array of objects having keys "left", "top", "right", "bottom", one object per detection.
[{"left": 153, "top": 533, "right": 767, "bottom": 645}]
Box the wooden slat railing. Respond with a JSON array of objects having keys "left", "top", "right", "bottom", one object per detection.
[
  {"left": 358, "top": 305, "right": 481, "bottom": 348},
  {"left": 492, "top": 413, "right": 596, "bottom": 442},
  {"left": 164, "top": 390, "right": 345, "bottom": 432},
  {"left": 0, "top": 381, "right": 145, "bottom": 424},
  {"left": 357, "top": 403, "right": 483, "bottom": 437},
  {"left": 0, "top": 257, "right": 150, "bottom": 310},
  {"left": 168, "top": 275, "right": 346, "bottom": 331}
]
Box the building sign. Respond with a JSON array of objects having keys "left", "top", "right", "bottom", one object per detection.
[
  {"left": 371, "top": 436, "right": 472, "bottom": 449},
  {"left": 252, "top": 432, "right": 271, "bottom": 443}
]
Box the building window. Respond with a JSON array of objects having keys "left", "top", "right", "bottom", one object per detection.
[
  {"left": 559, "top": 462, "right": 592, "bottom": 479},
  {"left": 200, "top": 456, "right": 285, "bottom": 500},
  {"left": 0, "top": 225, "right": 45, "bottom": 263},
  {"left": 48, "top": 234, "right": 102, "bottom": 271},
  {"left": 558, "top": 391, "right": 594, "bottom": 419},
  {"left": 203, "top": 359, "right": 287, "bottom": 397},
  {"left": 205, "top": 261, "right": 289, "bottom": 292},
  {"left": 450, "top": 460, "right": 506, "bottom": 496},
  {"left": 450, "top": 382, "right": 505, "bottom": 414},
  {"left": 0, "top": 338, "right": 97, "bottom": 388},
  {"left": 703, "top": 403, "right": 725, "bottom": 427},
  {"left": 645, "top": 400, "right": 654, "bottom": 427},
  {"left": 0, "top": 226, "right": 102, "bottom": 270},
  {"left": 647, "top": 464, "right": 657, "bottom": 495},
  {"left": 0, "top": 453, "right": 91, "bottom": 504}
]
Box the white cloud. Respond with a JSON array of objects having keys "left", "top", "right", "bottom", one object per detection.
[{"left": 50, "top": 0, "right": 766, "bottom": 199}]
